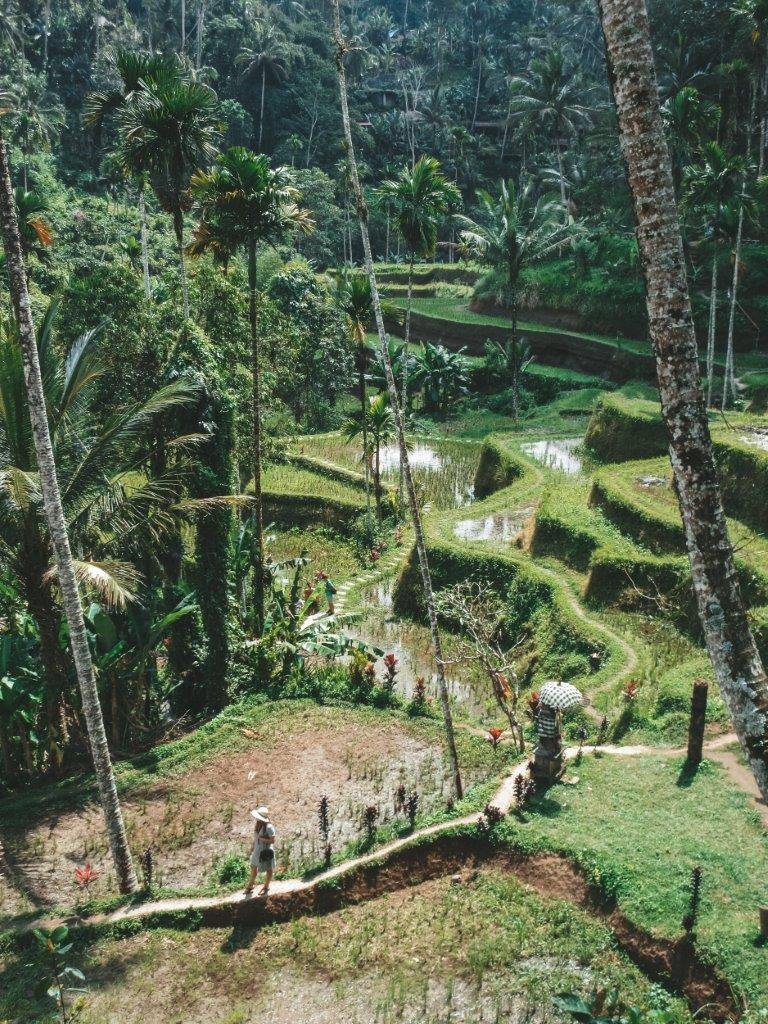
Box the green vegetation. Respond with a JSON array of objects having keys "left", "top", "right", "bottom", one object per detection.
[{"left": 508, "top": 753, "right": 768, "bottom": 1007}]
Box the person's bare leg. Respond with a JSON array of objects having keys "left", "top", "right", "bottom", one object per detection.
[
  {"left": 244, "top": 866, "right": 258, "bottom": 895},
  {"left": 258, "top": 868, "right": 273, "bottom": 896}
]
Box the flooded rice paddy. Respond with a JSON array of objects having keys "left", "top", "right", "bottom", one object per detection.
[
  {"left": 453, "top": 507, "right": 535, "bottom": 543},
  {"left": 520, "top": 437, "right": 583, "bottom": 474},
  {"left": 300, "top": 435, "right": 480, "bottom": 508}
]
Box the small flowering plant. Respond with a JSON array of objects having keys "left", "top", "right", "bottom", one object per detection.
[
  {"left": 382, "top": 653, "right": 398, "bottom": 691},
  {"left": 622, "top": 681, "right": 639, "bottom": 702},
  {"left": 487, "top": 727, "right": 504, "bottom": 749},
  {"left": 74, "top": 863, "right": 99, "bottom": 892}
]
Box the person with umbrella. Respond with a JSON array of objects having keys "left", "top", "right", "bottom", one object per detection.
[{"left": 532, "top": 680, "right": 583, "bottom": 784}]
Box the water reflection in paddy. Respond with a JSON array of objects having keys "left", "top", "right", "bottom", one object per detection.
[
  {"left": 350, "top": 580, "right": 491, "bottom": 721},
  {"left": 301, "top": 435, "right": 480, "bottom": 509},
  {"left": 453, "top": 507, "right": 535, "bottom": 543},
  {"left": 521, "top": 437, "right": 583, "bottom": 474}
]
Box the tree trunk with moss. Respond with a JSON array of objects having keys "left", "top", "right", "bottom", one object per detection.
[
  {"left": 331, "top": 0, "right": 463, "bottom": 800},
  {"left": 597, "top": 0, "right": 768, "bottom": 802},
  {"left": 0, "top": 128, "right": 138, "bottom": 893},
  {"left": 248, "top": 241, "right": 266, "bottom": 635}
]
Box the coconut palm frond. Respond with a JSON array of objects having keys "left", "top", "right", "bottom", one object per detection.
[{"left": 45, "top": 559, "right": 142, "bottom": 609}]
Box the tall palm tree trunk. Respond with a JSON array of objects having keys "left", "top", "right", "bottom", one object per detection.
[
  {"left": 555, "top": 136, "right": 569, "bottom": 223},
  {"left": 399, "top": 253, "right": 414, "bottom": 512},
  {"left": 358, "top": 339, "right": 372, "bottom": 530},
  {"left": 597, "top": 0, "right": 768, "bottom": 802},
  {"left": 331, "top": 0, "right": 463, "bottom": 800},
  {"left": 259, "top": 66, "right": 266, "bottom": 152},
  {"left": 173, "top": 211, "right": 190, "bottom": 319},
  {"left": 706, "top": 249, "right": 717, "bottom": 407},
  {"left": 248, "top": 242, "right": 265, "bottom": 635},
  {"left": 0, "top": 130, "right": 139, "bottom": 893},
  {"left": 139, "top": 188, "right": 151, "bottom": 299},
  {"left": 722, "top": 202, "right": 744, "bottom": 410},
  {"left": 196, "top": 0, "right": 206, "bottom": 70}
]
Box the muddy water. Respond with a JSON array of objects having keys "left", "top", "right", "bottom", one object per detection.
[
  {"left": 521, "top": 437, "right": 582, "bottom": 474},
  {"left": 453, "top": 506, "right": 535, "bottom": 543},
  {"left": 351, "top": 580, "right": 491, "bottom": 722}
]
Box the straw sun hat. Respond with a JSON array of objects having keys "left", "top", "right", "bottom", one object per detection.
[{"left": 250, "top": 806, "right": 270, "bottom": 823}]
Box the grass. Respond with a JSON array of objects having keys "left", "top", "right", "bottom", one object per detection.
[
  {"left": 509, "top": 751, "right": 768, "bottom": 1008},
  {"left": 0, "top": 867, "right": 685, "bottom": 1024},
  {"left": 262, "top": 463, "right": 367, "bottom": 506},
  {"left": 267, "top": 525, "right": 362, "bottom": 583},
  {"left": 389, "top": 296, "right": 652, "bottom": 353}
]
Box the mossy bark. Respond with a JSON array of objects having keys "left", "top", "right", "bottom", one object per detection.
[{"left": 597, "top": 0, "right": 768, "bottom": 800}]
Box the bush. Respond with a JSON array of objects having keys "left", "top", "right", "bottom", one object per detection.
[{"left": 214, "top": 852, "right": 249, "bottom": 887}]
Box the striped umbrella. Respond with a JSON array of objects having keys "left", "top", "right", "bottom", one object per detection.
[{"left": 538, "top": 680, "right": 583, "bottom": 711}]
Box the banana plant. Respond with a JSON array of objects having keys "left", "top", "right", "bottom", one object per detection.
[
  {"left": 259, "top": 553, "right": 381, "bottom": 677},
  {"left": 0, "top": 611, "right": 43, "bottom": 780},
  {"left": 83, "top": 593, "right": 198, "bottom": 746}
]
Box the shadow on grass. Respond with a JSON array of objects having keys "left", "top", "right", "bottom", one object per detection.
[
  {"left": 220, "top": 924, "right": 258, "bottom": 954},
  {"left": 676, "top": 759, "right": 700, "bottom": 789}
]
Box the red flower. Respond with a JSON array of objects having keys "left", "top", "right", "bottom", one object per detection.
[
  {"left": 75, "top": 863, "right": 99, "bottom": 889},
  {"left": 487, "top": 727, "right": 504, "bottom": 749},
  {"left": 623, "top": 681, "right": 639, "bottom": 702}
]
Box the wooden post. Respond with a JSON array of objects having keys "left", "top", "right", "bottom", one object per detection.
[
  {"left": 760, "top": 907, "right": 768, "bottom": 941},
  {"left": 687, "top": 678, "right": 708, "bottom": 767}
]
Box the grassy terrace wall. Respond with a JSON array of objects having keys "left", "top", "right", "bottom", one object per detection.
[
  {"left": 262, "top": 463, "right": 394, "bottom": 531},
  {"left": 473, "top": 437, "right": 525, "bottom": 498},
  {"left": 382, "top": 303, "right": 656, "bottom": 383},
  {"left": 586, "top": 394, "right": 768, "bottom": 534},
  {"left": 585, "top": 394, "right": 669, "bottom": 462},
  {"left": 392, "top": 527, "right": 620, "bottom": 697},
  {"left": 590, "top": 461, "right": 768, "bottom": 610},
  {"left": 374, "top": 262, "right": 479, "bottom": 287}
]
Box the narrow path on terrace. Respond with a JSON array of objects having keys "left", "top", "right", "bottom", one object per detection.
[{"left": 27, "top": 731, "right": 761, "bottom": 941}]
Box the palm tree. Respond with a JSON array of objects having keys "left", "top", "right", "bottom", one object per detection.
[
  {"left": 484, "top": 337, "right": 534, "bottom": 422},
  {"left": 596, "top": 0, "right": 768, "bottom": 803},
  {"left": 188, "top": 147, "right": 313, "bottom": 633},
  {"left": 238, "top": 22, "right": 299, "bottom": 151},
  {"left": 661, "top": 86, "right": 720, "bottom": 198},
  {"left": 508, "top": 50, "right": 592, "bottom": 222},
  {"left": 118, "top": 74, "right": 219, "bottom": 319},
  {"left": 330, "top": 0, "right": 463, "bottom": 801},
  {"left": 4, "top": 73, "right": 65, "bottom": 190},
  {"left": 344, "top": 392, "right": 395, "bottom": 521},
  {"left": 0, "top": 126, "right": 138, "bottom": 893},
  {"left": 0, "top": 300, "right": 196, "bottom": 767},
  {"left": 11, "top": 187, "right": 53, "bottom": 265},
  {"left": 84, "top": 49, "right": 182, "bottom": 300},
  {"left": 336, "top": 272, "right": 374, "bottom": 529},
  {"left": 458, "top": 178, "right": 569, "bottom": 417},
  {"left": 376, "top": 157, "right": 460, "bottom": 501},
  {"left": 683, "top": 142, "right": 746, "bottom": 404}
]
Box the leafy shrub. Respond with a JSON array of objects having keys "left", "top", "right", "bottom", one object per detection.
[{"left": 214, "top": 852, "right": 248, "bottom": 887}]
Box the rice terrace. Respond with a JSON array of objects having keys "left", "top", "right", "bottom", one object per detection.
[{"left": 2, "top": 0, "right": 768, "bottom": 1022}]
